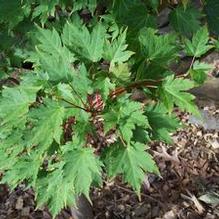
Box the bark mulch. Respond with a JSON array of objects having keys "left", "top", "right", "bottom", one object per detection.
[{"left": 0, "top": 108, "right": 218, "bottom": 219}]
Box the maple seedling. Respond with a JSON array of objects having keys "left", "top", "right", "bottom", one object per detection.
[{"left": 0, "top": 0, "right": 217, "bottom": 217}]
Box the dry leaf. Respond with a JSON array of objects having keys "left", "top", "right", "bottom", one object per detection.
[
  {"left": 163, "top": 210, "right": 177, "bottom": 219},
  {"left": 153, "top": 145, "right": 180, "bottom": 163}
]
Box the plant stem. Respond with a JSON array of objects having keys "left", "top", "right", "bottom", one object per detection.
[
  {"left": 109, "top": 79, "right": 161, "bottom": 98},
  {"left": 61, "top": 98, "right": 88, "bottom": 112},
  {"left": 68, "top": 82, "right": 87, "bottom": 108},
  {"left": 177, "top": 56, "right": 196, "bottom": 78},
  {"left": 189, "top": 56, "right": 196, "bottom": 69}
]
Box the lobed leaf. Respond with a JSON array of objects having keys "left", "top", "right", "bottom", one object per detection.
[
  {"left": 184, "top": 27, "right": 213, "bottom": 58},
  {"left": 104, "top": 142, "right": 159, "bottom": 194},
  {"left": 159, "top": 75, "right": 199, "bottom": 115},
  {"left": 62, "top": 21, "right": 106, "bottom": 62},
  {"left": 169, "top": 5, "right": 201, "bottom": 36}
]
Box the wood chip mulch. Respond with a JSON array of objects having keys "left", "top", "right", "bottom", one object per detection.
[{"left": 0, "top": 108, "right": 218, "bottom": 219}]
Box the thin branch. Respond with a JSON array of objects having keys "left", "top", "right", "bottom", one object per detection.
[
  {"left": 189, "top": 56, "right": 196, "bottom": 70},
  {"left": 119, "top": 132, "right": 127, "bottom": 147},
  {"left": 68, "top": 82, "right": 87, "bottom": 107},
  {"left": 116, "top": 185, "right": 166, "bottom": 209},
  {"left": 109, "top": 79, "right": 162, "bottom": 99},
  {"left": 177, "top": 56, "right": 196, "bottom": 78},
  {"left": 61, "top": 98, "right": 88, "bottom": 112}
]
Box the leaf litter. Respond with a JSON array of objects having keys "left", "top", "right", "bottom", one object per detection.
[{"left": 0, "top": 106, "right": 218, "bottom": 219}]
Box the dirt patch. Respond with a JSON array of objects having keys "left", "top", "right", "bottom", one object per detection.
[
  {"left": 0, "top": 108, "right": 218, "bottom": 219},
  {"left": 92, "top": 110, "right": 219, "bottom": 219}
]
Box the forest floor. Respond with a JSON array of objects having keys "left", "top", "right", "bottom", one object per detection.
[
  {"left": 0, "top": 105, "right": 218, "bottom": 219},
  {"left": 1, "top": 52, "right": 219, "bottom": 219},
  {"left": 1, "top": 2, "right": 219, "bottom": 218},
  {"left": 92, "top": 107, "right": 219, "bottom": 219}
]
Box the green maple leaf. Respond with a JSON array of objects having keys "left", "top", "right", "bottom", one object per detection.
[
  {"left": 36, "top": 27, "right": 71, "bottom": 59},
  {"left": 184, "top": 27, "right": 213, "bottom": 58},
  {"left": 169, "top": 5, "right": 201, "bottom": 36},
  {"left": 2, "top": 100, "right": 65, "bottom": 190},
  {"left": 0, "top": 131, "right": 24, "bottom": 170},
  {"left": 36, "top": 139, "right": 102, "bottom": 217},
  {"left": 46, "top": 179, "right": 74, "bottom": 218},
  {"left": 2, "top": 151, "right": 42, "bottom": 189},
  {"left": 27, "top": 100, "right": 65, "bottom": 152},
  {"left": 57, "top": 83, "right": 77, "bottom": 103},
  {"left": 63, "top": 141, "right": 102, "bottom": 199},
  {"left": 36, "top": 28, "right": 76, "bottom": 82},
  {"left": 119, "top": 102, "right": 149, "bottom": 143},
  {"left": 110, "top": 63, "right": 131, "bottom": 81},
  {"left": 159, "top": 75, "right": 199, "bottom": 115},
  {"left": 145, "top": 104, "right": 180, "bottom": 143},
  {"left": 139, "top": 28, "right": 178, "bottom": 65},
  {"left": 72, "top": 0, "right": 97, "bottom": 13},
  {"left": 70, "top": 63, "right": 93, "bottom": 97},
  {"left": 62, "top": 21, "right": 106, "bottom": 62},
  {"left": 32, "top": 0, "right": 58, "bottom": 24},
  {"left": 103, "top": 29, "right": 134, "bottom": 67},
  {"left": 93, "top": 77, "right": 115, "bottom": 100},
  {"left": 104, "top": 97, "right": 149, "bottom": 143},
  {"left": 189, "top": 61, "right": 213, "bottom": 84},
  {"left": 0, "top": 88, "right": 33, "bottom": 128},
  {"left": 36, "top": 166, "right": 75, "bottom": 218},
  {"left": 0, "top": 0, "right": 26, "bottom": 29},
  {"left": 104, "top": 142, "right": 159, "bottom": 194},
  {"left": 56, "top": 64, "right": 93, "bottom": 110},
  {"left": 0, "top": 74, "right": 45, "bottom": 187},
  {"left": 112, "top": 0, "right": 156, "bottom": 32},
  {"left": 205, "top": 0, "right": 219, "bottom": 36},
  {"left": 0, "top": 80, "right": 41, "bottom": 133}
]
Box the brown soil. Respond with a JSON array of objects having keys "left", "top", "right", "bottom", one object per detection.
[{"left": 0, "top": 108, "right": 218, "bottom": 219}]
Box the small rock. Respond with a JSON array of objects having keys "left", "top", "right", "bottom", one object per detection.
[
  {"left": 163, "top": 210, "right": 177, "bottom": 219},
  {"left": 21, "top": 206, "right": 30, "bottom": 216},
  {"left": 151, "top": 206, "right": 160, "bottom": 218},
  {"left": 209, "top": 139, "right": 219, "bottom": 149},
  {"left": 157, "top": 8, "right": 171, "bottom": 27},
  {"left": 15, "top": 196, "right": 23, "bottom": 210},
  {"left": 188, "top": 109, "right": 219, "bottom": 130}
]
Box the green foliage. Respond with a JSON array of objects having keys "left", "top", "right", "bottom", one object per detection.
[
  {"left": 139, "top": 28, "right": 178, "bottom": 65},
  {"left": 103, "top": 142, "right": 159, "bottom": 194},
  {"left": 0, "top": 0, "right": 26, "bottom": 29},
  {"left": 62, "top": 21, "right": 106, "bottom": 62},
  {"left": 63, "top": 145, "right": 102, "bottom": 198},
  {"left": 0, "top": 0, "right": 218, "bottom": 217},
  {"left": 103, "top": 29, "right": 134, "bottom": 69},
  {"left": 27, "top": 100, "right": 65, "bottom": 148},
  {"left": 111, "top": 0, "right": 156, "bottom": 33},
  {"left": 169, "top": 5, "right": 201, "bottom": 36},
  {"left": 145, "top": 104, "right": 180, "bottom": 143},
  {"left": 184, "top": 27, "right": 213, "bottom": 58},
  {"left": 159, "top": 75, "right": 199, "bottom": 115},
  {"left": 215, "top": 39, "right": 219, "bottom": 51},
  {"left": 205, "top": 0, "right": 219, "bottom": 36},
  {"left": 36, "top": 27, "right": 76, "bottom": 82},
  {"left": 104, "top": 96, "right": 149, "bottom": 143},
  {"left": 0, "top": 76, "right": 42, "bottom": 134},
  {"left": 36, "top": 166, "right": 75, "bottom": 217},
  {"left": 189, "top": 61, "right": 213, "bottom": 84}
]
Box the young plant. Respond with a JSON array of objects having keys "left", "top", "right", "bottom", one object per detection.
[{"left": 0, "top": 0, "right": 216, "bottom": 217}]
